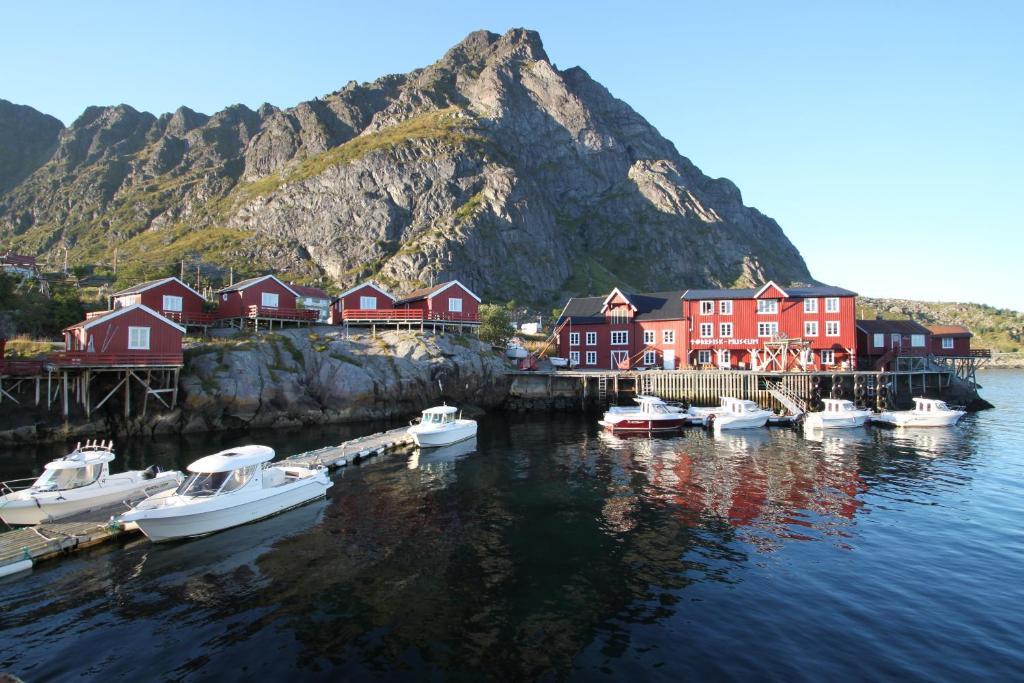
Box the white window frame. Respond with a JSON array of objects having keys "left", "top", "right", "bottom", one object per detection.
[
  {"left": 803, "top": 298, "right": 818, "bottom": 313},
  {"left": 643, "top": 330, "right": 655, "bottom": 345},
  {"left": 569, "top": 332, "right": 580, "bottom": 346},
  {"left": 448, "top": 297, "right": 463, "bottom": 313},
  {"left": 610, "top": 330, "right": 628, "bottom": 346},
  {"left": 127, "top": 326, "right": 150, "bottom": 350},
  {"left": 911, "top": 334, "right": 925, "bottom": 348},
  {"left": 699, "top": 323, "right": 713, "bottom": 338},
  {"left": 569, "top": 351, "right": 580, "bottom": 366},
  {"left": 757, "top": 299, "right": 778, "bottom": 314},
  {"left": 720, "top": 323, "right": 733, "bottom": 338},
  {"left": 586, "top": 332, "right": 597, "bottom": 346},
  {"left": 697, "top": 350, "right": 712, "bottom": 365},
  {"left": 261, "top": 292, "right": 279, "bottom": 308},
  {"left": 585, "top": 351, "right": 597, "bottom": 365},
  {"left": 758, "top": 322, "right": 779, "bottom": 337},
  {"left": 874, "top": 333, "right": 885, "bottom": 348},
  {"left": 162, "top": 294, "right": 183, "bottom": 312},
  {"left": 825, "top": 297, "right": 840, "bottom": 313},
  {"left": 804, "top": 321, "right": 819, "bottom": 337},
  {"left": 942, "top": 337, "right": 954, "bottom": 349},
  {"left": 643, "top": 350, "right": 657, "bottom": 366},
  {"left": 825, "top": 321, "right": 840, "bottom": 337},
  {"left": 719, "top": 300, "right": 733, "bottom": 315},
  {"left": 662, "top": 330, "right": 675, "bottom": 344},
  {"left": 359, "top": 295, "right": 377, "bottom": 310},
  {"left": 820, "top": 349, "right": 835, "bottom": 366},
  {"left": 717, "top": 349, "right": 730, "bottom": 368},
  {"left": 700, "top": 300, "right": 714, "bottom": 315}
]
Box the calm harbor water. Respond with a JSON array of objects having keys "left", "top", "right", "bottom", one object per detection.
[{"left": 1, "top": 370, "right": 1022, "bottom": 681}]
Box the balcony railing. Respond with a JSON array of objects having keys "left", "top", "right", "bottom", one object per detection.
[
  {"left": 341, "top": 309, "right": 480, "bottom": 323},
  {"left": 46, "top": 352, "right": 184, "bottom": 368},
  {"left": 243, "top": 306, "right": 318, "bottom": 321},
  {"left": 162, "top": 310, "right": 218, "bottom": 325}
]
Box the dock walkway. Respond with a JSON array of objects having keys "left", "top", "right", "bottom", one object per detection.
[{"left": 0, "top": 425, "right": 417, "bottom": 578}]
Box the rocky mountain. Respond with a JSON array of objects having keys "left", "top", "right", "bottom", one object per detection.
[{"left": 0, "top": 28, "right": 813, "bottom": 303}]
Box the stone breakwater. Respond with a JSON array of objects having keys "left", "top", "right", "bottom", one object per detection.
[{"left": 0, "top": 329, "right": 511, "bottom": 444}]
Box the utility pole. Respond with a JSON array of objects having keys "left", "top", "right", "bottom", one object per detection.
[{"left": 113, "top": 247, "right": 118, "bottom": 276}]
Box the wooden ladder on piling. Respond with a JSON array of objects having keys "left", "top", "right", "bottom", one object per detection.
[{"left": 598, "top": 375, "right": 608, "bottom": 403}]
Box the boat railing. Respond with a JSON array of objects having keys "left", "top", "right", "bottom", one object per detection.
[{"left": 0, "top": 476, "right": 38, "bottom": 496}]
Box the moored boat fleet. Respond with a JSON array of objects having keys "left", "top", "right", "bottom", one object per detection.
[{"left": 599, "top": 395, "right": 966, "bottom": 434}]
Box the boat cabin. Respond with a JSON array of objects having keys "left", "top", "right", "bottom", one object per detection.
[
  {"left": 820, "top": 399, "right": 860, "bottom": 413},
  {"left": 177, "top": 445, "right": 276, "bottom": 497},
  {"left": 911, "top": 398, "right": 953, "bottom": 413},
  {"left": 34, "top": 442, "right": 114, "bottom": 491},
  {"left": 634, "top": 396, "right": 674, "bottom": 415},
  {"left": 420, "top": 406, "right": 459, "bottom": 425},
  {"left": 721, "top": 397, "right": 762, "bottom": 415}
]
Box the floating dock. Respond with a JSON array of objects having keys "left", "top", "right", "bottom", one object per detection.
[{"left": 0, "top": 425, "right": 416, "bottom": 578}]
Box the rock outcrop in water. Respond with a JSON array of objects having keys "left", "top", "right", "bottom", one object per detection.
[
  {"left": 0, "top": 28, "right": 813, "bottom": 303},
  {"left": 0, "top": 329, "right": 510, "bottom": 443}
]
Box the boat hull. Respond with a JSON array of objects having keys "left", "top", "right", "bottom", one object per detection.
[
  {"left": 873, "top": 411, "right": 965, "bottom": 428},
  {"left": 125, "top": 475, "right": 331, "bottom": 543},
  {"left": 803, "top": 413, "right": 871, "bottom": 430},
  {"left": 0, "top": 473, "right": 181, "bottom": 526},
  {"left": 409, "top": 420, "right": 477, "bottom": 448},
  {"left": 599, "top": 417, "right": 688, "bottom": 433},
  {"left": 712, "top": 413, "right": 771, "bottom": 431}
]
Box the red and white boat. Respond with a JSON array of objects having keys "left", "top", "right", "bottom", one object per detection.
[{"left": 599, "top": 395, "right": 688, "bottom": 433}]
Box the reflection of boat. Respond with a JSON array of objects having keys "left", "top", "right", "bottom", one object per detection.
[
  {"left": 407, "top": 405, "right": 478, "bottom": 447},
  {"left": 408, "top": 437, "right": 477, "bottom": 477},
  {"left": 129, "top": 499, "right": 326, "bottom": 581},
  {"left": 803, "top": 399, "right": 873, "bottom": 430},
  {"left": 121, "top": 445, "right": 332, "bottom": 543},
  {"left": 600, "top": 395, "right": 688, "bottom": 433},
  {"left": 706, "top": 398, "right": 772, "bottom": 431},
  {"left": 873, "top": 398, "right": 965, "bottom": 427},
  {"left": 0, "top": 441, "right": 182, "bottom": 526}
]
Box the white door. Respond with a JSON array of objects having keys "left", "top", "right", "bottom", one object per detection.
[
  {"left": 663, "top": 349, "right": 675, "bottom": 370},
  {"left": 610, "top": 351, "right": 629, "bottom": 369},
  {"left": 717, "top": 349, "right": 730, "bottom": 369}
]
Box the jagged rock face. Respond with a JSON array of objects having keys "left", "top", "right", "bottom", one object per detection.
[
  {"left": 0, "top": 99, "right": 63, "bottom": 193},
  {"left": 0, "top": 28, "right": 812, "bottom": 302}
]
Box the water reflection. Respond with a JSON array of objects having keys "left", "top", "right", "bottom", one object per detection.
[{"left": 0, "top": 406, "right": 1004, "bottom": 681}]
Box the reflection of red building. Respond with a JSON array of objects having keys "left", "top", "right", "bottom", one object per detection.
[{"left": 643, "top": 441, "right": 866, "bottom": 536}]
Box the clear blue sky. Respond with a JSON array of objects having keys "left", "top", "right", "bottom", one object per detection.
[{"left": 3, "top": 1, "right": 1020, "bottom": 309}]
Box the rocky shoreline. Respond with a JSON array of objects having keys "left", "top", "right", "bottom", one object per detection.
[{"left": 0, "top": 329, "right": 511, "bottom": 444}]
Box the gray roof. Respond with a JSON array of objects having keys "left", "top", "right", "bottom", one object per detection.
[
  {"left": 558, "top": 290, "right": 687, "bottom": 323},
  {"left": 681, "top": 284, "right": 857, "bottom": 300},
  {"left": 855, "top": 319, "right": 932, "bottom": 335}
]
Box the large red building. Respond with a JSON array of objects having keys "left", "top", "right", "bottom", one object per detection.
[{"left": 557, "top": 282, "right": 858, "bottom": 371}]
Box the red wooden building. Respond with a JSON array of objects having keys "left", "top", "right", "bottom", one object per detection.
[
  {"left": 854, "top": 319, "right": 932, "bottom": 370},
  {"left": 53, "top": 303, "right": 185, "bottom": 367},
  {"left": 328, "top": 281, "right": 397, "bottom": 325},
  {"left": 393, "top": 280, "right": 481, "bottom": 324},
  {"left": 215, "top": 275, "right": 316, "bottom": 328},
  {"left": 926, "top": 325, "right": 973, "bottom": 356},
  {"left": 557, "top": 282, "right": 858, "bottom": 371},
  {"left": 111, "top": 277, "right": 213, "bottom": 328}
]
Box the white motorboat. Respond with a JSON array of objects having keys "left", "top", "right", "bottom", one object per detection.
[
  {"left": 802, "top": 399, "right": 873, "bottom": 430},
  {"left": 407, "top": 405, "right": 478, "bottom": 447},
  {"left": 599, "top": 395, "right": 689, "bottom": 433},
  {"left": 506, "top": 344, "right": 529, "bottom": 359},
  {"left": 120, "top": 445, "right": 332, "bottom": 543},
  {"left": 0, "top": 440, "right": 182, "bottom": 526},
  {"left": 548, "top": 356, "right": 570, "bottom": 368},
  {"left": 703, "top": 397, "right": 773, "bottom": 431},
  {"left": 873, "top": 398, "right": 966, "bottom": 428}
]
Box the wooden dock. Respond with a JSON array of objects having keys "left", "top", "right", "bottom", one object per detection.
[
  {"left": 0, "top": 503, "right": 136, "bottom": 577},
  {"left": 0, "top": 425, "right": 417, "bottom": 578}
]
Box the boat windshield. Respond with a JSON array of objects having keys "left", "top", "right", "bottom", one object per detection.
[
  {"left": 219, "top": 465, "right": 256, "bottom": 493},
  {"left": 40, "top": 464, "right": 103, "bottom": 490},
  {"left": 176, "top": 471, "right": 230, "bottom": 497},
  {"left": 423, "top": 412, "right": 452, "bottom": 424}
]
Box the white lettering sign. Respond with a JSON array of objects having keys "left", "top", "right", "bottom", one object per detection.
[{"left": 690, "top": 338, "right": 759, "bottom": 346}]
